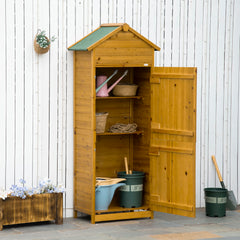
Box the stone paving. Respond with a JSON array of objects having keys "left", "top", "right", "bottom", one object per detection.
[{"left": 1, "top": 208, "right": 240, "bottom": 240}]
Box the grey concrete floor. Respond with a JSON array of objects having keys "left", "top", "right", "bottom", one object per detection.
[{"left": 1, "top": 208, "right": 240, "bottom": 240}]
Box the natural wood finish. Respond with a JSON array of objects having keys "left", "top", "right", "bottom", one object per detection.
[
  {"left": 74, "top": 51, "right": 95, "bottom": 215},
  {"left": 100, "top": 23, "right": 125, "bottom": 27},
  {"left": 211, "top": 155, "right": 223, "bottom": 181},
  {"left": 94, "top": 210, "right": 152, "bottom": 222},
  {"left": 96, "top": 96, "right": 142, "bottom": 100},
  {"left": 150, "top": 67, "right": 197, "bottom": 218},
  {"left": 151, "top": 127, "right": 194, "bottom": 137},
  {"left": 95, "top": 204, "right": 149, "bottom": 213},
  {"left": 124, "top": 157, "right": 129, "bottom": 174},
  {"left": 151, "top": 198, "right": 193, "bottom": 212},
  {"left": 71, "top": 25, "right": 196, "bottom": 223},
  {"left": 150, "top": 146, "right": 193, "bottom": 155},
  {"left": 96, "top": 130, "right": 143, "bottom": 136},
  {"left": 0, "top": 193, "right": 63, "bottom": 230},
  {"left": 95, "top": 31, "right": 154, "bottom": 67},
  {"left": 151, "top": 73, "right": 195, "bottom": 80},
  {"left": 132, "top": 68, "right": 151, "bottom": 206}
]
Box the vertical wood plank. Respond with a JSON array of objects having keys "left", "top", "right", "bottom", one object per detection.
[
  {"left": 223, "top": 0, "right": 233, "bottom": 187},
  {"left": 38, "top": 0, "right": 50, "bottom": 179},
  {"left": 230, "top": 0, "right": 239, "bottom": 196},
  {"left": 65, "top": 0, "right": 75, "bottom": 218},
  {"left": 92, "top": 0, "right": 100, "bottom": 29},
  {"left": 100, "top": 0, "right": 109, "bottom": 23},
  {"left": 164, "top": 0, "right": 172, "bottom": 66},
  {"left": 6, "top": 0, "right": 16, "bottom": 188},
  {"left": 157, "top": 0, "right": 165, "bottom": 66},
  {"left": 84, "top": 0, "right": 92, "bottom": 35},
  {"left": 214, "top": 0, "right": 226, "bottom": 191},
  {"left": 194, "top": 0, "right": 204, "bottom": 206},
  {"left": 24, "top": 0, "right": 34, "bottom": 186},
  {"left": 125, "top": 0, "right": 133, "bottom": 26},
  {"left": 0, "top": 0, "right": 6, "bottom": 189},
  {"left": 15, "top": 0, "right": 24, "bottom": 183},
  {"left": 234, "top": 0, "right": 240, "bottom": 203},
  {"left": 58, "top": 0, "right": 67, "bottom": 205},
  {"left": 108, "top": 0, "right": 117, "bottom": 23},
  {"left": 208, "top": 0, "right": 218, "bottom": 187},
  {"left": 148, "top": 0, "right": 157, "bottom": 46},
  {"left": 140, "top": 0, "right": 149, "bottom": 38},
  {"left": 49, "top": 0, "right": 59, "bottom": 184},
  {"left": 132, "top": 0, "right": 141, "bottom": 33},
  {"left": 172, "top": 0, "right": 180, "bottom": 67},
  {"left": 117, "top": 0, "right": 125, "bottom": 23},
  {"left": 32, "top": 0, "right": 39, "bottom": 187},
  {"left": 201, "top": 0, "right": 210, "bottom": 197},
  {"left": 187, "top": 0, "right": 196, "bottom": 66},
  {"left": 76, "top": 0, "right": 84, "bottom": 40}
]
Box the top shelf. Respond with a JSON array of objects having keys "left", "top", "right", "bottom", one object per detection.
[{"left": 96, "top": 96, "right": 142, "bottom": 100}]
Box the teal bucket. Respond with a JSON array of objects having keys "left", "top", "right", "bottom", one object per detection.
[
  {"left": 204, "top": 188, "right": 227, "bottom": 217},
  {"left": 95, "top": 183, "right": 125, "bottom": 210},
  {"left": 117, "top": 171, "right": 145, "bottom": 208}
]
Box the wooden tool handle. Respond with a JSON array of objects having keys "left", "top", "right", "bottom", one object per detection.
[
  {"left": 124, "top": 157, "right": 129, "bottom": 174},
  {"left": 211, "top": 155, "right": 223, "bottom": 182}
]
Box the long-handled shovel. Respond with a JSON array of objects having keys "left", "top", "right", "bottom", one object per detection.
[{"left": 211, "top": 155, "right": 237, "bottom": 210}]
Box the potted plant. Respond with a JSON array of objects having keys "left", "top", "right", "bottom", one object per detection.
[
  {"left": 0, "top": 179, "right": 64, "bottom": 230},
  {"left": 34, "top": 29, "right": 56, "bottom": 54}
]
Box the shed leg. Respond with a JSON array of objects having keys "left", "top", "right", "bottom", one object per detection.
[{"left": 74, "top": 210, "right": 78, "bottom": 218}]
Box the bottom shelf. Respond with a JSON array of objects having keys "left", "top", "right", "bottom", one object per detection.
[{"left": 94, "top": 206, "right": 153, "bottom": 223}]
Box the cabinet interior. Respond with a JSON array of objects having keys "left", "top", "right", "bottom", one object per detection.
[{"left": 95, "top": 67, "right": 151, "bottom": 209}]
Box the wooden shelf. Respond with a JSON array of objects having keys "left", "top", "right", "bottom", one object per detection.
[
  {"left": 96, "top": 96, "right": 142, "bottom": 100},
  {"left": 95, "top": 205, "right": 150, "bottom": 214},
  {"left": 97, "top": 130, "right": 143, "bottom": 136}
]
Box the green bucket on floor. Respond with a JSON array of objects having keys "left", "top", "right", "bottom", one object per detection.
[
  {"left": 204, "top": 188, "right": 227, "bottom": 217},
  {"left": 117, "top": 171, "right": 145, "bottom": 208}
]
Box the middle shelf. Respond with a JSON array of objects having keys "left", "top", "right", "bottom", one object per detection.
[{"left": 97, "top": 130, "right": 143, "bottom": 136}]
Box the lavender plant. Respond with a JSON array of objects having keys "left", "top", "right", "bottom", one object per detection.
[{"left": 0, "top": 178, "right": 64, "bottom": 200}]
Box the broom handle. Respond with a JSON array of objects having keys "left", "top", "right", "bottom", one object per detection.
[
  {"left": 124, "top": 157, "right": 129, "bottom": 174},
  {"left": 211, "top": 155, "right": 225, "bottom": 188}
]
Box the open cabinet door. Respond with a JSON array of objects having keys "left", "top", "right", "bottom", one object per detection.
[{"left": 150, "top": 67, "right": 197, "bottom": 217}]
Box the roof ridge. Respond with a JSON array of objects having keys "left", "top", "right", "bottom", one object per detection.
[{"left": 100, "top": 23, "right": 125, "bottom": 27}]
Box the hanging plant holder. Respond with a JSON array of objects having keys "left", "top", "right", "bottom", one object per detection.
[
  {"left": 34, "top": 36, "right": 50, "bottom": 54},
  {"left": 34, "top": 29, "right": 56, "bottom": 54}
]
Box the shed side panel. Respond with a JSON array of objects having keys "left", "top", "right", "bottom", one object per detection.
[{"left": 74, "top": 51, "right": 95, "bottom": 215}]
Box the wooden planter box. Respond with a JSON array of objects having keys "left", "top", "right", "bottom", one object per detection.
[{"left": 0, "top": 193, "right": 63, "bottom": 230}]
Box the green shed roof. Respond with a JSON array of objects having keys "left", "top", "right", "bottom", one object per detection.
[{"left": 68, "top": 26, "right": 119, "bottom": 51}]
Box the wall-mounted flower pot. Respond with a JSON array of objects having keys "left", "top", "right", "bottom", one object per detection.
[
  {"left": 0, "top": 193, "right": 63, "bottom": 230},
  {"left": 34, "top": 37, "right": 50, "bottom": 54}
]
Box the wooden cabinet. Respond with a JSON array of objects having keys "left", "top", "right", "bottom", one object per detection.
[{"left": 69, "top": 23, "right": 197, "bottom": 223}]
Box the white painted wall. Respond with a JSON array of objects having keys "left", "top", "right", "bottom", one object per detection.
[{"left": 0, "top": 0, "right": 240, "bottom": 217}]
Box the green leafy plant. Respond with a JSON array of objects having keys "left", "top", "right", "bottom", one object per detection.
[{"left": 36, "top": 29, "right": 56, "bottom": 49}]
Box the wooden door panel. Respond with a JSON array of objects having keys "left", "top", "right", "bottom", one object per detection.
[{"left": 150, "top": 67, "right": 196, "bottom": 217}]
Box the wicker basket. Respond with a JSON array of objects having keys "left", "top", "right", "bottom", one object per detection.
[
  {"left": 113, "top": 84, "right": 138, "bottom": 97},
  {"left": 34, "top": 37, "right": 50, "bottom": 54},
  {"left": 96, "top": 112, "right": 108, "bottom": 133}
]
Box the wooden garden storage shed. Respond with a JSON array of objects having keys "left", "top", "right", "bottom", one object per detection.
[{"left": 68, "top": 23, "right": 197, "bottom": 223}]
